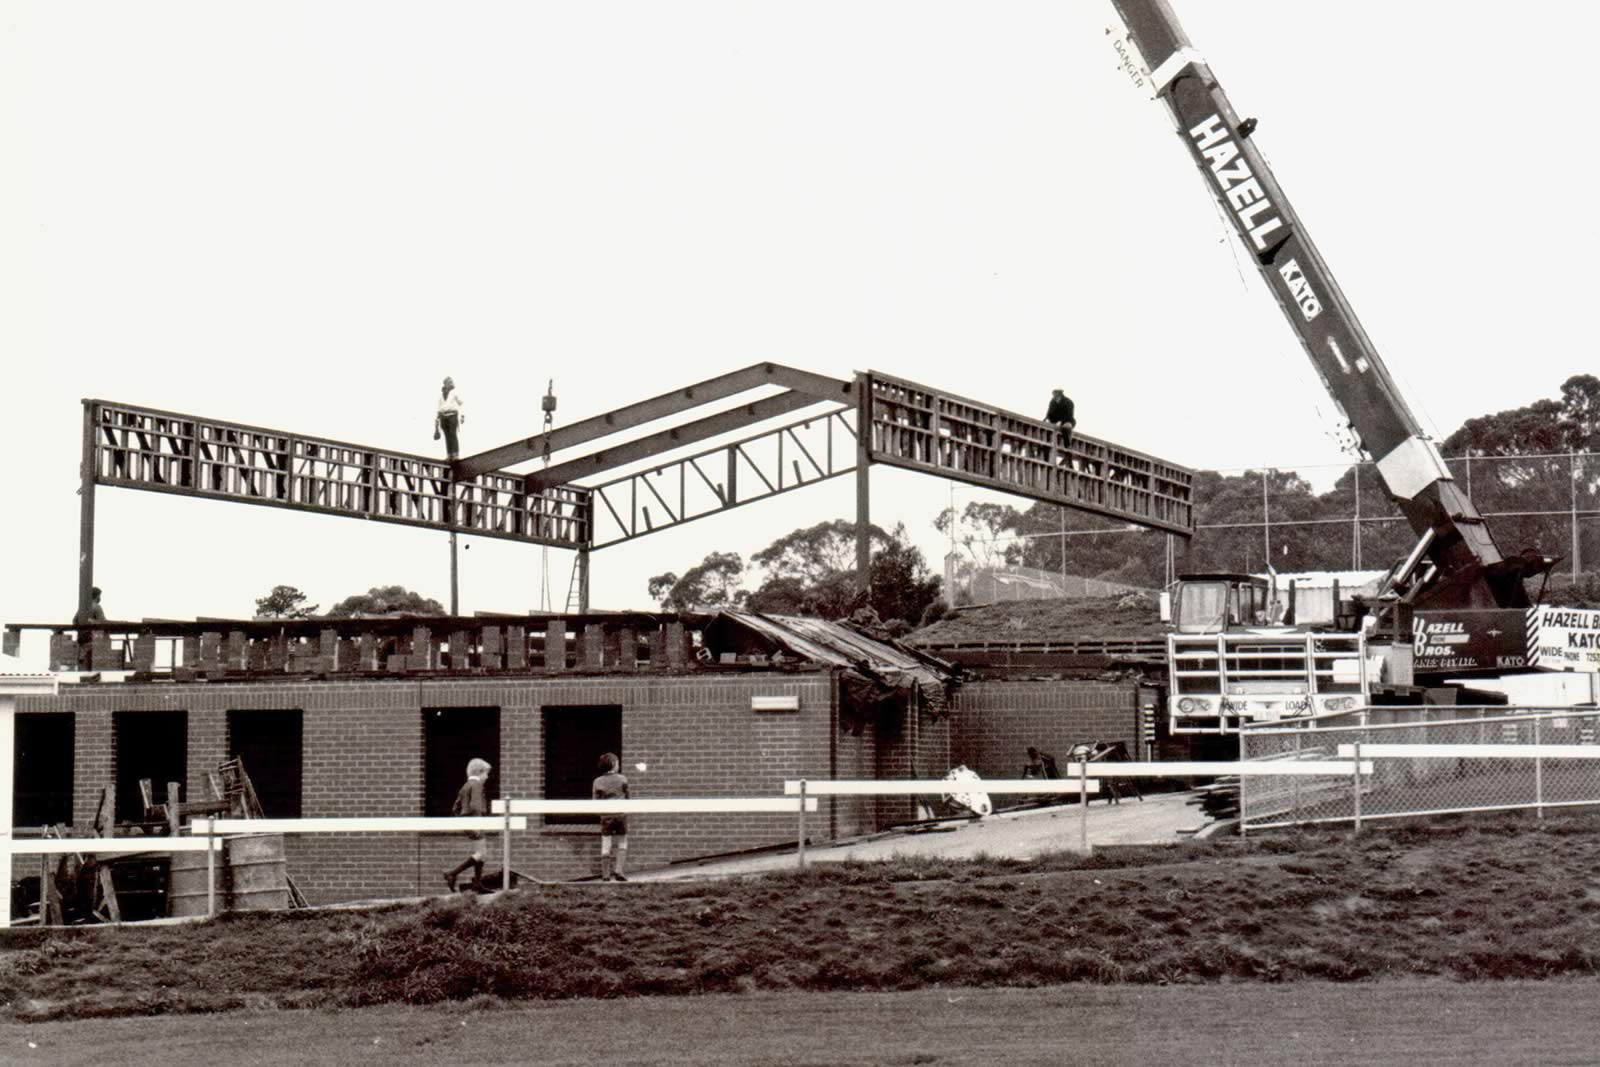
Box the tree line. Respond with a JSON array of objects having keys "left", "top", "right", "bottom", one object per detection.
[{"left": 646, "top": 520, "right": 944, "bottom": 636}]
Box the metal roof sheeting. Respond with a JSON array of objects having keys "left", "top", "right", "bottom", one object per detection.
[{"left": 712, "top": 611, "right": 954, "bottom": 680}]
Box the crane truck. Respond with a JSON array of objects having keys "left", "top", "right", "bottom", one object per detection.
[{"left": 1107, "top": 1, "right": 1556, "bottom": 733}]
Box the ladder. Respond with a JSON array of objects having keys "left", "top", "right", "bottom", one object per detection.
[
  {"left": 565, "top": 550, "right": 588, "bottom": 615},
  {"left": 205, "top": 758, "right": 309, "bottom": 908},
  {"left": 209, "top": 758, "right": 265, "bottom": 819}
]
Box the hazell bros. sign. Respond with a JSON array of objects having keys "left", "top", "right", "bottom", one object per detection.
[
  {"left": 1529, "top": 606, "right": 1600, "bottom": 673},
  {"left": 1411, "top": 609, "right": 1528, "bottom": 673}
]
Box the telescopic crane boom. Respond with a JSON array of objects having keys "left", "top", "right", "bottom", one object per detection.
[{"left": 1109, "top": 0, "right": 1548, "bottom": 610}]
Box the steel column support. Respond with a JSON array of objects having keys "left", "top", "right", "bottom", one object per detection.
[
  {"left": 576, "top": 548, "right": 590, "bottom": 614},
  {"left": 855, "top": 378, "right": 872, "bottom": 594},
  {"left": 449, "top": 529, "right": 459, "bottom": 616},
  {"left": 448, "top": 461, "right": 461, "bottom": 615},
  {"left": 78, "top": 402, "right": 96, "bottom": 621}
]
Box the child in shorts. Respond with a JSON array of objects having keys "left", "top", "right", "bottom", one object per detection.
[{"left": 592, "top": 752, "right": 630, "bottom": 882}]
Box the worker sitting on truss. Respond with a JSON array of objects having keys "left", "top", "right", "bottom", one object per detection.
[{"left": 1045, "top": 388, "right": 1075, "bottom": 461}]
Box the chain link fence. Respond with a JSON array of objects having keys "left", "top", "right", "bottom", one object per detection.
[
  {"left": 1201, "top": 452, "right": 1600, "bottom": 579},
  {"left": 975, "top": 451, "right": 1600, "bottom": 588},
  {"left": 1240, "top": 706, "right": 1600, "bottom": 830}
]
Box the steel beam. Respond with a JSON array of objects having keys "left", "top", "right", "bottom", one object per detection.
[
  {"left": 588, "top": 408, "right": 858, "bottom": 548},
  {"left": 78, "top": 366, "right": 1192, "bottom": 609},
  {"left": 454, "top": 363, "right": 855, "bottom": 480},
  {"left": 527, "top": 389, "right": 825, "bottom": 491},
  {"left": 862, "top": 371, "right": 1194, "bottom": 536},
  {"left": 84, "top": 399, "right": 591, "bottom": 549}
]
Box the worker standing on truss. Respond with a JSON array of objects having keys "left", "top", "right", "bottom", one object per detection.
[{"left": 434, "top": 376, "right": 466, "bottom": 460}]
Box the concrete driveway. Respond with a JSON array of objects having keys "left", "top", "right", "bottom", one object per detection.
[{"left": 635, "top": 790, "right": 1211, "bottom": 882}]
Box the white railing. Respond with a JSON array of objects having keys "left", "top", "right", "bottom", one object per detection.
[
  {"left": 781, "top": 760, "right": 1368, "bottom": 859},
  {"left": 2, "top": 761, "right": 1381, "bottom": 927},
  {"left": 490, "top": 797, "right": 818, "bottom": 881}
]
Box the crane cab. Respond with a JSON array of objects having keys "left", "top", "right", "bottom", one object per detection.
[{"left": 1164, "top": 573, "right": 1274, "bottom": 634}]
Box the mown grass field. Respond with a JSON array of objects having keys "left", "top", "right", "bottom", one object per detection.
[
  {"left": 8, "top": 981, "right": 1600, "bottom": 1066},
  {"left": 2, "top": 812, "right": 1598, "bottom": 1027}
]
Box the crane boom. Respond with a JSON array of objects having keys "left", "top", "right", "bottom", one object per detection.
[{"left": 1110, "top": 0, "right": 1541, "bottom": 609}]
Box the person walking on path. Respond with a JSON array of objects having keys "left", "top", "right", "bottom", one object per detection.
[
  {"left": 1045, "top": 389, "right": 1075, "bottom": 458},
  {"left": 592, "top": 752, "right": 630, "bottom": 882},
  {"left": 434, "top": 376, "right": 466, "bottom": 460},
  {"left": 443, "top": 757, "right": 492, "bottom": 892}
]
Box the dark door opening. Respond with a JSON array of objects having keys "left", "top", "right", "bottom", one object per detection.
[
  {"left": 542, "top": 705, "right": 622, "bottom": 825},
  {"left": 423, "top": 707, "right": 500, "bottom": 817},
  {"left": 228, "top": 710, "right": 304, "bottom": 818},
  {"left": 114, "top": 711, "right": 187, "bottom": 823},
  {"left": 15, "top": 714, "right": 74, "bottom": 829}
]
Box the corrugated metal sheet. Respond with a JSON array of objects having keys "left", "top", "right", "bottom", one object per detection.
[{"left": 713, "top": 611, "right": 954, "bottom": 681}]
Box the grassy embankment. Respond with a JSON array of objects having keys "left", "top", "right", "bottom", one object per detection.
[{"left": 3, "top": 812, "right": 1599, "bottom": 1021}]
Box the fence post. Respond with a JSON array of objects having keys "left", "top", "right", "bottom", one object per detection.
[
  {"left": 1291, "top": 729, "right": 1302, "bottom": 828},
  {"left": 797, "top": 780, "right": 808, "bottom": 870},
  {"left": 1352, "top": 741, "right": 1363, "bottom": 835},
  {"left": 503, "top": 798, "right": 514, "bottom": 890},
  {"left": 206, "top": 821, "right": 217, "bottom": 918},
  {"left": 1534, "top": 716, "right": 1545, "bottom": 821},
  {"left": 1078, "top": 761, "right": 1089, "bottom": 853},
  {"left": 1238, "top": 726, "right": 1249, "bottom": 838}
]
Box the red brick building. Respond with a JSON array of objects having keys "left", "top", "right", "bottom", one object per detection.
[{"left": 10, "top": 610, "right": 1150, "bottom": 905}]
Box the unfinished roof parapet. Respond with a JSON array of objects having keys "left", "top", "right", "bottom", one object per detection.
[{"left": 7, "top": 610, "right": 958, "bottom": 688}]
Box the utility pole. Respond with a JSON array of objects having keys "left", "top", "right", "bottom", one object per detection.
[
  {"left": 449, "top": 528, "right": 459, "bottom": 616},
  {"left": 539, "top": 380, "right": 557, "bottom": 611}
]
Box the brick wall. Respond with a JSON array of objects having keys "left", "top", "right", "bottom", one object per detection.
[
  {"left": 18, "top": 672, "right": 836, "bottom": 904},
  {"left": 832, "top": 698, "right": 876, "bottom": 839},
  {"left": 949, "top": 680, "right": 1138, "bottom": 780},
  {"left": 869, "top": 690, "right": 954, "bottom": 825}
]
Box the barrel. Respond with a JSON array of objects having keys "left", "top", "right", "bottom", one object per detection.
[
  {"left": 224, "top": 833, "right": 289, "bottom": 911},
  {"left": 167, "top": 850, "right": 214, "bottom": 918}
]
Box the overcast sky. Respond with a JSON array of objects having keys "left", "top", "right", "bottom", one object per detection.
[{"left": 4, "top": 2, "right": 1594, "bottom": 665}]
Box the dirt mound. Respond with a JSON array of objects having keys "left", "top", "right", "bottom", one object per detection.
[
  {"left": 5, "top": 813, "right": 1600, "bottom": 1020},
  {"left": 911, "top": 594, "right": 1162, "bottom": 645}
]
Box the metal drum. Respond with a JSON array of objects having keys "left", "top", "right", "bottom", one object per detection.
[
  {"left": 167, "top": 849, "right": 212, "bottom": 917},
  {"left": 223, "top": 834, "right": 289, "bottom": 911}
]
